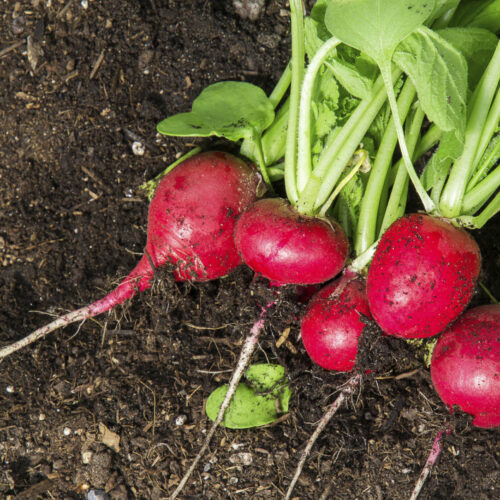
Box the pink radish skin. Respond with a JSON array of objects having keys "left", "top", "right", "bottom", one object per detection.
[
  {"left": 301, "top": 272, "right": 372, "bottom": 372},
  {"left": 431, "top": 304, "right": 500, "bottom": 428},
  {"left": 234, "top": 198, "right": 349, "bottom": 285},
  {"left": 92, "top": 151, "right": 261, "bottom": 315},
  {"left": 0, "top": 152, "right": 261, "bottom": 359},
  {"left": 366, "top": 214, "right": 481, "bottom": 339}
]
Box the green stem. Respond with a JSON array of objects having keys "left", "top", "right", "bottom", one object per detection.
[
  {"left": 414, "top": 124, "right": 441, "bottom": 159},
  {"left": 252, "top": 131, "right": 273, "bottom": 189},
  {"left": 268, "top": 164, "right": 285, "bottom": 182},
  {"left": 296, "top": 37, "right": 341, "bottom": 194},
  {"left": 458, "top": 191, "right": 500, "bottom": 229},
  {"left": 467, "top": 88, "right": 500, "bottom": 191},
  {"left": 379, "top": 105, "right": 426, "bottom": 237},
  {"left": 379, "top": 62, "right": 436, "bottom": 214},
  {"left": 472, "top": 86, "right": 500, "bottom": 171},
  {"left": 296, "top": 72, "right": 399, "bottom": 215},
  {"left": 439, "top": 40, "right": 500, "bottom": 218},
  {"left": 462, "top": 163, "right": 500, "bottom": 214},
  {"left": 479, "top": 282, "right": 499, "bottom": 304},
  {"left": 348, "top": 239, "right": 380, "bottom": 274},
  {"left": 269, "top": 63, "right": 292, "bottom": 109},
  {"left": 284, "top": 0, "right": 305, "bottom": 205},
  {"left": 319, "top": 149, "right": 368, "bottom": 217},
  {"left": 355, "top": 78, "right": 417, "bottom": 255}
]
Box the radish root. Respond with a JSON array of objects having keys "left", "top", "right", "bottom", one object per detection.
[
  {"left": 284, "top": 373, "right": 361, "bottom": 500},
  {"left": 0, "top": 305, "right": 93, "bottom": 360},
  {"left": 409, "top": 430, "right": 444, "bottom": 500},
  {"left": 169, "top": 301, "right": 275, "bottom": 500}
]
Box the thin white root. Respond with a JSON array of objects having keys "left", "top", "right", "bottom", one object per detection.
[
  {"left": 0, "top": 306, "right": 91, "bottom": 361},
  {"left": 169, "top": 301, "right": 275, "bottom": 500},
  {"left": 284, "top": 374, "right": 361, "bottom": 500},
  {"left": 409, "top": 430, "right": 444, "bottom": 500}
]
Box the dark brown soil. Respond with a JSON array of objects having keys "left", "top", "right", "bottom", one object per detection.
[{"left": 0, "top": 1, "right": 498, "bottom": 499}]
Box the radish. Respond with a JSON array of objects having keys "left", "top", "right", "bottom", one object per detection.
[
  {"left": 430, "top": 304, "right": 500, "bottom": 429},
  {"left": 234, "top": 198, "right": 349, "bottom": 285},
  {"left": 301, "top": 271, "right": 371, "bottom": 371},
  {"left": 366, "top": 213, "right": 481, "bottom": 339},
  {"left": 0, "top": 151, "right": 261, "bottom": 359}
]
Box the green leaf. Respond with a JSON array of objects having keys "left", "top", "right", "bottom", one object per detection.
[
  {"left": 304, "top": 17, "right": 374, "bottom": 100},
  {"left": 437, "top": 27, "right": 499, "bottom": 89},
  {"left": 157, "top": 81, "right": 274, "bottom": 142},
  {"left": 393, "top": 26, "right": 467, "bottom": 140},
  {"left": 325, "top": 0, "right": 435, "bottom": 67},
  {"left": 451, "top": 0, "right": 500, "bottom": 32},
  {"left": 421, "top": 130, "right": 463, "bottom": 190},
  {"left": 205, "top": 364, "right": 291, "bottom": 429}
]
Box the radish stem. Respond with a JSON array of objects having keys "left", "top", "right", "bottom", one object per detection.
[
  {"left": 284, "top": 0, "right": 305, "bottom": 205},
  {"left": 296, "top": 37, "right": 341, "bottom": 194}
]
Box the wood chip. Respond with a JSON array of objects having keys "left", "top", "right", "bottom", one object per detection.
[
  {"left": 98, "top": 422, "right": 120, "bottom": 452},
  {"left": 276, "top": 327, "right": 291, "bottom": 348}
]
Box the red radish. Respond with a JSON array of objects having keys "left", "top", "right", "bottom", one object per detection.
[
  {"left": 430, "top": 304, "right": 500, "bottom": 429},
  {"left": 234, "top": 198, "right": 349, "bottom": 285},
  {"left": 0, "top": 151, "right": 261, "bottom": 359},
  {"left": 366, "top": 214, "right": 481, "bottom": 339},
  {"left": 301, "top": 272, "right": 371, "bottom": 372}
]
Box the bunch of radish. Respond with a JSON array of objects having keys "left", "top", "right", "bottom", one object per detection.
[
  {"left": 2, "top": 0, "right": 498, "bottom": 435},
  {"left": 2, "top": 1, "right": 500, "bottom": 497}
]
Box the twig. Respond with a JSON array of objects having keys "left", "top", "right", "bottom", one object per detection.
[
  {"left": 0, "top": 40, "right": 24, "bottom": 58},
  {"left": 169, "top": 301, "right": 275, "bottom": 499},
  {"left": 409, "top": 430, "right": 444, "bottom": 500},
  {"left": 284, "top": 373, "right": 361, "bottom": 500},
  {"left": 89, "top": 49, "right": 105, "bottom": 80}
]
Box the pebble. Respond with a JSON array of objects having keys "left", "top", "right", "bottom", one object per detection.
[
  {"left": 175, "top": 414, "right": 187, "bottom": 426},
  {"left": 229, "top": 452, "right": 253, "bottom": 466},
  {"left": 87, "top": 490, "right": 108, "bottom": 500},
  {"left": 131, "top": 141, "right": 145, "bottom": 156}
]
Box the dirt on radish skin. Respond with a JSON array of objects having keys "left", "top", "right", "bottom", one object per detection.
[
  {"left": 234, "top": 197, "right": 349, "bottom": 285},
  {"left": 431, "top": 304, "right": 500, "bottom": 429},
  {"left": 301, "top": 272, "right": 372, "bottom": 372},
  {"left": 366, "top": 213, "right": 481, "bottom": 339},
  {"left": 90, "top": 151, "right": 262, "bottom": 315}
]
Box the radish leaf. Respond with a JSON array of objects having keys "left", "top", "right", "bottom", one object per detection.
[
  {"left": 205, "top": 364, "right": 291, "bottom": 429},
  {"left": 324, "top": 0, "right": 435, "bottom": 67},
  {"left": 325, "top": 0, "right": 438, "bottom": 214},
  {"left": 393, "top": 26, "right": 467, "bottom": 140},
  {"left": 437, "top": 27, "right": 500, "bottom": 89},
  {"left": 451, "top": 0, "right": 500, "bottom": 32},
  {"left": 157, "top": 81, "right": 274, "bottom": 142}
]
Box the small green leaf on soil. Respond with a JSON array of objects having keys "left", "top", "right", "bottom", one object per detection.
[{"left": 205, "top": 363, "right": 291, "bottom": 429}]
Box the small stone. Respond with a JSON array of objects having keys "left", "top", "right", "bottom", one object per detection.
[
  {"left": 82, "top": 450, "right": 93, "bottom": 465},
  {"left": 175, "top": 415, "right": 187, "bottom": 426},
  {"left": 6, "top": 385, "right": 14, "bottom": 393},
  {"left": 229, "top": 452, "right": 253, "bottom": 466},
  {"left": 87, "top": 490, "right": 108, "bottom": 500},
  {"left": 233, "top": 0, "right": 265, "bottom": 21},
  {"left": 257, "top": 33, "right": 281, "bottom": 49},
  {"left": 63, "top": 427, "right": 72, "bottom": 436},
  {"left": 131, "top": 141, "right": 145, "bottom": 156}
]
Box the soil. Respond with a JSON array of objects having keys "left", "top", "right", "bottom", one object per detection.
[{"left": 0, "top": 1, "right": 499, "bottom": 499}]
